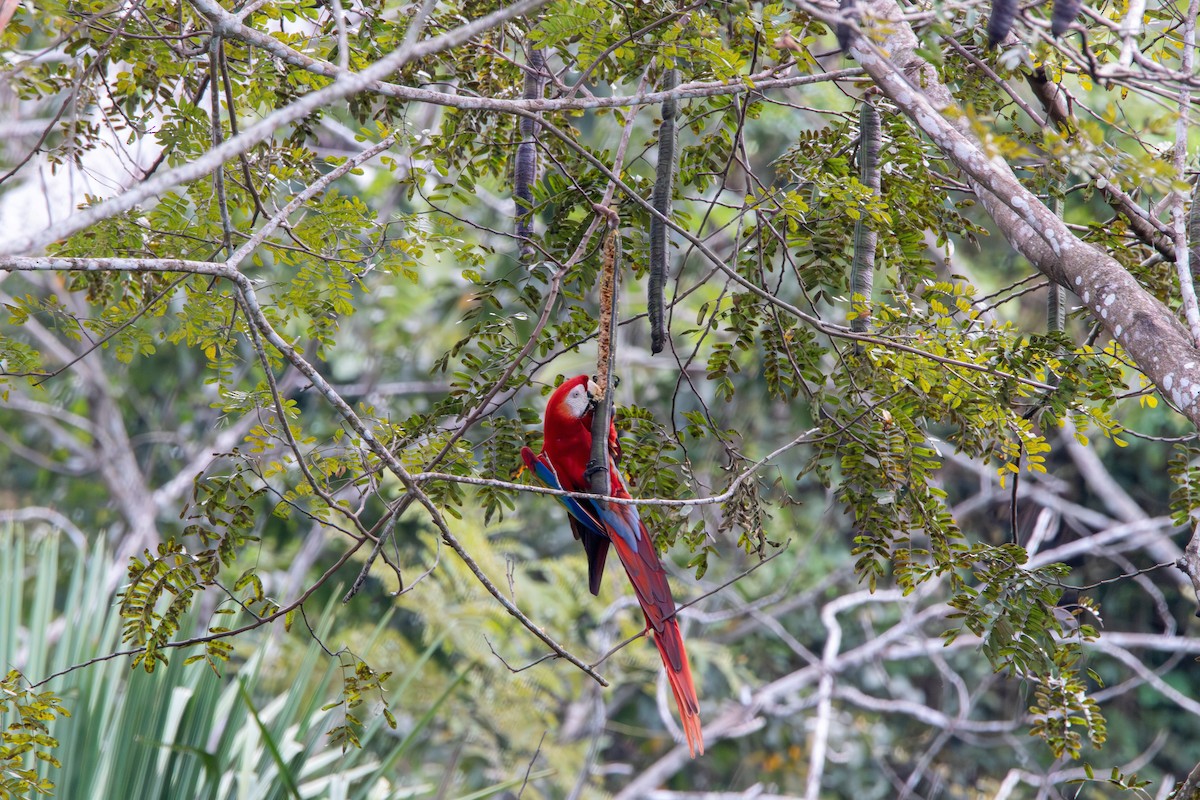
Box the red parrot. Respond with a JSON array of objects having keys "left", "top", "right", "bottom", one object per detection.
[{"left": 521, "top": 375, "right": 704, "bottom": 757}]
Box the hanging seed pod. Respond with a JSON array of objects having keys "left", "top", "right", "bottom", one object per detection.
[
  {"left": 850, "top": 97, "right": 881, "bottom": 336},
  {"left": 987, "top": 0, "right": 1018, "bottom": 48},
  {"left": 649, "top": 67, "right": 679, "bottom": 355},
  {"left": 515, "top": 48, "right": 546, "bottom": 259},
  {"left": 837, "top": 0, "right": 856, "bottom": 52},
  {"left": 1051, "top": 0, "right": 1081, "bottom": 37}
]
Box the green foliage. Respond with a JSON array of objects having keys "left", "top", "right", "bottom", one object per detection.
[
  {"left": 1071, "top": 763, "right": 1154, "bottom": 797},
  {"left": 4, "top": 523, "right": 551, "bottom": 799},
  {"left": 324, "top": 660, "right": 398, "bottom": 751},
  {"left": 0, "top": 671, "right": 66, "bottom": 798},
  {"left": 945, "top": 545, "right": 1106, "bottom": 756},
  {"left": 117, "top": 467, "right": 290, "bottom": 672},
  {"left": 4, "top": 0, "right": 1200, "bottom": 793},
  {"left": 1169, "top": 444, "right": 1200, "bottom": 527}
]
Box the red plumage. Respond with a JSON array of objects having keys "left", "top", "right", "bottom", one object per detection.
[{"left": 525, "top": 375, "right": 703, "bottom": 757}]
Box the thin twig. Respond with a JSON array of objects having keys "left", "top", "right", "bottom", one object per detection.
[{"left": 517, "top": 731, "right": 547, "bottom": 799}]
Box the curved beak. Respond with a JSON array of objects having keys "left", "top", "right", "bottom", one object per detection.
[{"left": 585, "top": 378, "right": 600, "bottom": 412}]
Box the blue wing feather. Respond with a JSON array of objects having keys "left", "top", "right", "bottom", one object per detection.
[
  {"left": 522, "top": 446, "right": 612, "bottom": 595},
  {"left": 526, "top": 452, "right": 607, "bottom": 537}
]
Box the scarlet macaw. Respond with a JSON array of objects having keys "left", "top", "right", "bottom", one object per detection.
[{"left": 521, "top": 375, "right": 703, "bottom": 757}]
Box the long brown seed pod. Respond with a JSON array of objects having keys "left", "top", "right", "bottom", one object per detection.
[
  {"left": 649, "top": 67, "right": 679, "bottom": 355},
  {"left": 515, "top": 47, "right": 546, "bottom": 259},
  {"left": 590, "top": 218, "right": 621, "bottom": 494},
  {"left": 837, "top": 0, "right": 856, "bottom": 51},
  {"left": 850, "top": 97, "right": 881, "bottom": 335},
  {"left": 987, "top": 0, "right": 1018, "bottom": 48},
  {"left": 1051, "top": 0, "right": 1081, "bottom": 36}
]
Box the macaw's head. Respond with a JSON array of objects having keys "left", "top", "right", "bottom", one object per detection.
[
  {"left": 541, "top": 374, "right": 622, "bottom": 475},
  {"left": 546, "top": 374, "right": 599, "bottom": 429}
]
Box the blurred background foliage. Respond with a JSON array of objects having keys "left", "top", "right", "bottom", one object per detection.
[{"left": 2, "top": 0, "right": 1200, "bottom": 797}]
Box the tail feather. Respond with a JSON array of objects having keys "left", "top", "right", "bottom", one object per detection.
[
  {"left": 597, "top": 472, "right": 704, "bottom": 756},
  {"left": 653, "top": 618, "right": 704, "bottom": 757}
]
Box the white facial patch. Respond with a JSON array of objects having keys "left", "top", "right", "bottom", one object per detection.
[{"left": 564, "top": 384, "right": 591, "bottom": 418}]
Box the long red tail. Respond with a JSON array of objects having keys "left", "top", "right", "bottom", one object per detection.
[
  {"left": 653, "top": 617, "right": 704, "bottom": 756},
  {"left": 595, "top": 479, "right": 704, "bottom": 755}
]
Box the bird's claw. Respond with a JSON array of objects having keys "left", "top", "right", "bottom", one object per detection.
[{"left": 584, "top": 459, "right": 608, "bottom": 480}]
